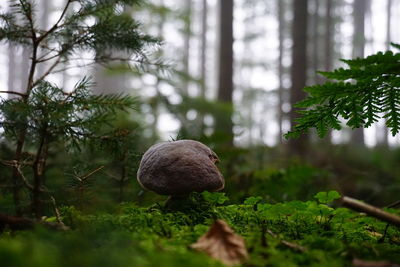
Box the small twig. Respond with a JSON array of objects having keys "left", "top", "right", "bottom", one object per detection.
[
  {"left": 49, "top": 196, "right": 65, "bottom": 227},
  {"left": 378, "top": 224, "right": 390, "bottom": 243},
  {"left": 340, "top": 196, "right": 400, "bottom": 227},
  {"left": 76, "top": 165, "right": 105, "bottom": 182},
  {"left": 1, "top": 160, "right": 49, "bottom": 192},
  {"left": 386, "top": 200, "right": 400, "bottom": 209},
  {"left": 266, "top": 229, "right": 307, "bottom": 253},
  {"left": 32, "top": 56, "right": 63, "bottom": 87},
  {"left": 15, "top": 163, "right": 34, "bottom": 191}
]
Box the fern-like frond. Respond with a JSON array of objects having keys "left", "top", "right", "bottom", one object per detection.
[{"left": 285, "top": 44, "right": 400, "bottom": 139}]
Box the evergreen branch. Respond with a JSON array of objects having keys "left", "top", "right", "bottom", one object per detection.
[
  {"left": 19, "top": 0, "right": 36, "bottom": 42},
  {"left": 285, "top": 46, "right": 400, "bottom": 139}
]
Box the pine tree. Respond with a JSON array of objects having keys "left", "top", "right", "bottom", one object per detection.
[{"left": 0, "top": 0, "right": 159, "bottom": 217}]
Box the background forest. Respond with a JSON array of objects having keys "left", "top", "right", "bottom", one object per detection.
[{"left": 0, "top": 0, "right": 400, "bottom": 266}]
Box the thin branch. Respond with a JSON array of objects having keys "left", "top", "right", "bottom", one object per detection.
[
  {"left": 36, "top": 46, "right": 60, "bottom": 62},
  {"left": 49, "top": 196, "right": 66, "bottom": 229},
  {"left": 37, "top": 0, "right": 72, "bottom": 43},
  {"left": 19, "top": 0, "right": 36, "bottom": 42},
  {"left": 340, "top": 196, "right": 400, "bottom": 227},
  {"left": 0, "top": 91, "right": 27, "bottom": 97},
  {"left": 386, "top": 200, "right": 400, "bottom": 209},
  {"left": 266, "top": 229, "right": 307, "bottom": 253},
  {"left": 32, "top": 56, "right": 63, "bottom": 87},
  {"left": 51, "top": 61, "right": 98, "bottom": 74},
  {"left": 75, "top": 165, "right": 105, "bottom": 182},
  {"left": 1, "top": 160, "right": 33, "bottom": 189},
  {"left": 50, "top": 56, "right": 167, "bottom": 75},
  {"left": 0, "top": 160, "right": 49, "bottom": 192},
  {"left": 15, "top": 164, "right": 34, "bottom": 190}
]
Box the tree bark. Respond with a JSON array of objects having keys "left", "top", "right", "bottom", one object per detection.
[
  {"left": 182, "top": 0, "right": 192, "bottom": 95},
  {"left": 311, "top": 0, "right": 320, "bottom": 84},
  {"left": 289, "top": 0, "right": 309, "bottom": 156},
  {"left": 377, "top": 0, "right": 392, "bottom": 147},
  {"left": 200, "top": 0, "right": 208, "bottom": 100},
  {"left": 198, "top": 0, "right": 208, "bottom": 135},
  {"left": 216, "top": 0, "right": 234, "bottom": 145},
  {"left": 324, "top": 0, "right": 333, "bottom": 73},
  {"left": 350, "top": 0, "right": 367, "bottom": 146},
  {"left": 277, "top": 0, "right": 285, "bottom": 145}
]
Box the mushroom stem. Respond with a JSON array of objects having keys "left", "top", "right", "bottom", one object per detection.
[{"left": 164, "top": 195, "right": 190, "bottom": 210}]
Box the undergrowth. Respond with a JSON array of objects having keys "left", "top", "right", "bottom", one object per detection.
[{"left": 0, "top": 192, "right": 399, "bottom": 267}]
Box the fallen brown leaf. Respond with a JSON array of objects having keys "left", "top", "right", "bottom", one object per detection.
[{"left": 191, "top": 219, "right": 248, "bottom": 266}]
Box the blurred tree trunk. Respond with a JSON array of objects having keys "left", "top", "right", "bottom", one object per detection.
[
  {"left": 324, "top": 0, "right": 334, "bottom": 144},
  {"left": 198, "top": 0, "right": 208, "bottom": 133},
  {"left": 289, "top": 0, "right": 309, "bottom": 156},
  {"left": 200, "top": 0, "right": 208, "bottom": 99},
  {"left": 377, "top": 0, "right": 392, "bottom": 147},
  {"left": 151, "top": 0, "right": 167, "bottom": 142},
  {"left": 350, "top": 0, "right": 367, "bottom": 146},
  {"left": 182, "top": 0, "right": 192, "bottom": 94},
  {"left": 37, "top": 0, "right": 50, "bottom": 77},
  {"left": 93, "top": 59, "right": 128, "bottom": 95},
  {"left": 311, "top": 0, "right": 320, "bottom": 84},
  {"left": 324, "top": 0, "right": 333, "bottom": 74},
  {"left": 8, "top": 4, "right": 32, "bottom": 215},
  {"left": 7, "top": 45, "right": 23, "bottom": 215},
  {"left": 386, "top": 0, "right": 392, "bottom": 51},
  {"left": 7, "top": 45, "right": 17, "bottom": 94},
  {"left": 277, "top": 0, "right": 285, "bottom": 144},
  {"left": 93, "top": 7, "right": 130, "bottom": 95},
  {"left": 216, "top": 0, "right": 234, "bottom": 145}
]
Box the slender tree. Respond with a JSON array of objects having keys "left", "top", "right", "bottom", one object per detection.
[
  {"left": 311, "top": 0, "right": 321, "bottom": 84},
  {"left": 324, "top": 0, "right": 333, "bottom": 74},
  {"left": 200, "top": 0, "right": 207, "bottom": 100},
  {"left": 0, "top": 0, "right": 158, "bottom": 217},
  {"left": 182, "top": 0, "right": 192, "bottom": 94},
  {"left": 198, "top": 0, "right": 208, "bottom": 133},
  {"left": 277, "top": 0, "right": 285, "bottom": 144},
  {"left": 350, "top": 0, "right": 367, "bottom": 145},
  {"left": 377, "top": 0, "right": 392, "bottom": 146},
  {"left": 386, "top": 0, "right": 392, "bottom": 51},
  {"left": 289, "top": 0, "right": 309, "bottom": 156},
  {"left": 216, "top": 0, "right": 234, "bottom": 145},
  {"left": 37, "top": 0, "right": 50, "bottom": 77}
]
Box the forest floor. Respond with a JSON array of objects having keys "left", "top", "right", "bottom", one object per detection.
[{"left": 0, "top": 191, "right": 399, "bottom": 267}]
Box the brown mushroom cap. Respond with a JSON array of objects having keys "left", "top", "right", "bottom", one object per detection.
[{"left": 137, "top": 140, "right": 224, "bottom": 195}]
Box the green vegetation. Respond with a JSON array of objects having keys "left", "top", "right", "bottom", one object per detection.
[
  {"left": 1, "top": 1, "right": 400, "bottom": 266},
  {"left": 0, "top": 192, "right": 399, "bottom": 267},
  {"left": 286, "top": 44, "right": 400, "bottom": 138}
]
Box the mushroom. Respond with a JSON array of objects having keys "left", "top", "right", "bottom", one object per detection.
[{"left": 137, "top": 140, "right": 224, "bottom": 197}]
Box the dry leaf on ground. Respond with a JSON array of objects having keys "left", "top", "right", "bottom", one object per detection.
[{"left": 191, "top": 219, "right": 248, "bottom": 266}]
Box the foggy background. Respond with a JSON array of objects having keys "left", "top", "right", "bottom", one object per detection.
[{"left": 1, "top": 0, "right": 400, "bottom": 148}]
